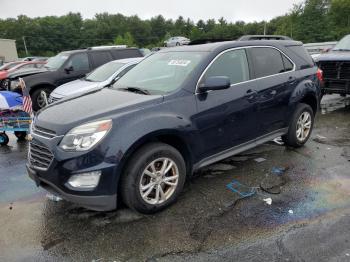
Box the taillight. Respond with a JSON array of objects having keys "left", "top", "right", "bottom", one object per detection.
[{"left": 317, "top": 68, "right": 324, "bottom": 82}]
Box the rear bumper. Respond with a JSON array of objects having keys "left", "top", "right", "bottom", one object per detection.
[{"left": 26, "top": 164, "right": 117, "bottom": 211}]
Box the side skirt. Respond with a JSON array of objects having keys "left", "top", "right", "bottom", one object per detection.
[{"left": 193, "top": 128, "right": 288, "bottom": 171}]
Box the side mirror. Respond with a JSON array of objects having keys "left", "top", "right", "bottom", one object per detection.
[
  {"left": 64, "top": 66, "right": 74, "bottom": 74},
  {"left": 198, "top": 76, "right": 231, "bottom": 93}
]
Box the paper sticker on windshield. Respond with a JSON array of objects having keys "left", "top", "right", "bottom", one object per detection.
[{"left": 168, "top": 60, "right": 191, "bottom": 67}]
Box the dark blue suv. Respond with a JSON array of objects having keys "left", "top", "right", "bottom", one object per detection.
[{"left": 27, "top": 40, "right": 322, "bottom": 214}]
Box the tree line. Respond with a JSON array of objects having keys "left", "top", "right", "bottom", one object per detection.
[{"left": 0, "top": 0, "right": 349, "bottom": 57}]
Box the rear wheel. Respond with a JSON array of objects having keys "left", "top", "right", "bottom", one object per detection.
[
  {"left": 0, "top": 133, "right": 9, "bottom": 146},
  {"left": 121, "top": 142, "right": 186, "bottom": 214},
  {"left": 283, "top": 103, "right": 314, "bottom": 148},
  {"left": 31, "top": 87, "right": 52, "bottom": 111}
]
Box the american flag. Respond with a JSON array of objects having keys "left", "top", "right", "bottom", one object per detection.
[{"left": 19, "top": 78, "right": 33, "bottom": 115}]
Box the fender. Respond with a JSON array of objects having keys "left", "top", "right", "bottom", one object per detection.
[
  {"left": 23, "top": 71, "right": 58, "bottom": 93},
  {"left": 288, "top": 67, "right": 320, "bottom": 119}
]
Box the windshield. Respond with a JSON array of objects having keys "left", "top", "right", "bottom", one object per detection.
[
  {"left": 333, "top": 35, "right": 350, "bottom": 51},
  {"left": 45, "top": 53, "right": 69, "bottom": 70},
  {"left": 86, "top": 61, "right": 125, "bottom": 82},
  {"left": 113, "top": 51, "right": 205, "bottom": 94}
]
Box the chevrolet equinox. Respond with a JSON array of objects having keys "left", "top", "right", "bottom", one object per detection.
[{"left": 27, "top": 40, "right": 322, "bottom": 214}]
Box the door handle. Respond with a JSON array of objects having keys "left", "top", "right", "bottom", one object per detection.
[
  {"left": 245, "top": 89, "right": 258, "bottom": 96},
  {"left": 245, "top": 89, "right": 258, "bottom": 101}
]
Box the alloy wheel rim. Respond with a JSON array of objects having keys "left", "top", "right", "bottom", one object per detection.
[
  {"left": 139, "top": 157, "right": 179, "bottom": 205},
  {"left": 37, "top": 91, "right": 48, "bottom": 108},
  {"left": 296, "top": 111, "right": 312, "bottom": 142}
]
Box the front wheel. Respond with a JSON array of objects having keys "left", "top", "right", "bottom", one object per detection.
[
  {"left": 31, "top": 87, "right": 52, "bottom": 111},
  {"left": 121, "top": 142, "right": 186, "bottom": 214},
  {"left": 282, "top": 103, "right": 314, "bottom": 148}
]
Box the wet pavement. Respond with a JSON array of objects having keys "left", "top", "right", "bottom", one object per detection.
[{"left": 0, "top": 95, "right": 350, "bottom": 262}]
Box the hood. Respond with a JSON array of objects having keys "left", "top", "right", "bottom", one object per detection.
[
  {"left": 316, "top": 51, "right": 350, "bottom": 62},
  {"left": 8, "top": 67, "right": 48, "bottom": 79},
  {"left": 51, "top": 79, "right": 102, "bottom": 97},
  {"left": 35, "top": 88, "right": 163, "bottom": 135}
]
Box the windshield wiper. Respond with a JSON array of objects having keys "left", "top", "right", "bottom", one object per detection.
[
  {"left": 119, "top": 87, "right": 150, "bottom": 95},
  {"left": 333, "top": 49, "right": 350, "bottom": 51}
]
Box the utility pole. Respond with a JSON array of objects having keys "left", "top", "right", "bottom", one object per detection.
[{"left": 22, "top": 36, "right": 28, "bottom": 55}]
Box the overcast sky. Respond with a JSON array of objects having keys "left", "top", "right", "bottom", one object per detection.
[{"left": 0, "top": 0, "right": 301, "bottom": 22}]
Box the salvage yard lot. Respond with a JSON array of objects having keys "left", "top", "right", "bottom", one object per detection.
[{"left": 0, "top": 95, "right": 350, "bottom": 261}]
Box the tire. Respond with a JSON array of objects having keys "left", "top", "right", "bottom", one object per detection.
[
  {"left": 31, "top": 87, "right": 52, "bottom": 111},
  {"left": 176, "top": 42, "right": 180, "bottom": 46},
  {"left": 0, "top": 133, "right": 9, "bottom": 146},
  {"left": 14, "top": 131, "right": 27, "bottom": 141},
  {"left": 282, "top": 103, "right": 314, "bottom": 148},
  {"left": 121, "top": 142, "right": 186, "bottom": 214}
]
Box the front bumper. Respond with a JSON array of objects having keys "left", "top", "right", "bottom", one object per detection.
[
  {"left": 322, "top": 79, "right": 350, "bottom": 95},
  {"left": 27, "top": 164, "right": 117, "bottom": 211}
]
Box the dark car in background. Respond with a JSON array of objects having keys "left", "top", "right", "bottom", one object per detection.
[
  {"left": 316, "top": 34, "right": 350, "bottom": 96},
  {"left": 0, "top": 61, "right": 46, "bottom": 90},
  {"left": 13, "top": 46, "right": 143, "bottom": 110},
  {"left": 27, "top": 40, "right": 321, "bottom": 214}
]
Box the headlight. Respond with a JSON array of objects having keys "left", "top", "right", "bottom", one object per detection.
[{"left": 60, "top": 119, "right": 112, "bottom": 151}]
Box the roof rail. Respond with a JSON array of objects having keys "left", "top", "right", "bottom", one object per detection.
[
  {"left": 238, "top": 35, "right": 292, "bottom": 41},
  {"left": 87, "top": 45, "right": 128, "bottom": 50}
]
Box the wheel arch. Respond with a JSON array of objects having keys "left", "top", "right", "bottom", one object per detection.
[
  {"left": 29, "top": 83, "right": 57, "bottom": 96},
  {"left": 116, "top": 131, "right": 193, "bottom": 194},
  {"left": 299, "top": 93, "right": 318, "bottom": 115}
]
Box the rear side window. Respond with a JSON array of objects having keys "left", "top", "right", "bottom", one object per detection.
[
  {"left": 90, "top": 51, "right": 113, "bottom": 68},
  {"left": 250, "top": 47, "right": 286, "bottom": 78},
  {"left": 282, "top": 55, "right": 294, "bottom": 72},
  {"left": 287, "top": 45, "right": 314, "bottom": 69},
  {"left": 111, "top": 49, "right": 142, "bottom": 59},
  {"left": 204, "top": 49, "right": 250, "bottom": 85}
]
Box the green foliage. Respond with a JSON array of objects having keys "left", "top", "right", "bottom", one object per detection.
[
  {"left": 0, "top": 0, "right": 348, "bottom": 57},
  {"left": 114, "top": 32, "right": 136, "bottom": 47}
]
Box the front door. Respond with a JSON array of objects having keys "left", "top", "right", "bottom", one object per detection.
[
  {"left": 193, "top": 48, "right": 259, "bottom": 161},
  {"left": 57, "top": 53, "right": 91, "bottom": 86}
]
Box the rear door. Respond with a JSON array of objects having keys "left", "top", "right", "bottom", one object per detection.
[
  {"left": 89, "top": 51, "right": 114, "bottom": 69},
  {"left": 247, "top": 47, "right": 296, "bottom": 136},
  {"left": 111, "top": 49, "right": 143, "bottom": 60},
  {"left": 194, "top": 48, "right": 259, "bottom": 160}
]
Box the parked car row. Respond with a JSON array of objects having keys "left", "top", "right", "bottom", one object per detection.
[
  {"left": 26, "top": 37, "right": 323, "bottom": 214},
  {"left": 3, "top": 46, "right": 143, "bottom": 110}
]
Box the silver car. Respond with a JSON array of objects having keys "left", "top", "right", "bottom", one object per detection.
[
  {"left": 49, "top": 57, "right": 143, "bottom": 103},
  {"left": 164, "top": 36, "right": 190, "bottom": 47}
]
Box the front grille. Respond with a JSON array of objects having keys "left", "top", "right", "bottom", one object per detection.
[
  {"left": 29, "top": 142, "right": 54, "bottom": 170},
  {"left": 318, "top": 61, "right": 350, "bottom": 80},
  {"left": 32, "top": 125, "right": 57, "bottom": 139}
]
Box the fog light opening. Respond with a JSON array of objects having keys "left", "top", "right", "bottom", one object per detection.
[{"left": 67, "top": 171, "right": 101, "bottom": 189}]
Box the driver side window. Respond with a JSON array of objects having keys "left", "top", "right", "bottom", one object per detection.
[
  {"left": 66, "top": 53, "right": 90, "bottom": 71},
  {"left": 203, "top": 49, "right": 250, "bottom": 85}
]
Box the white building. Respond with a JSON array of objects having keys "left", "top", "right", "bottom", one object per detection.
[{"left": 0, "top": 39, "right": 18, "bottom": 64}]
